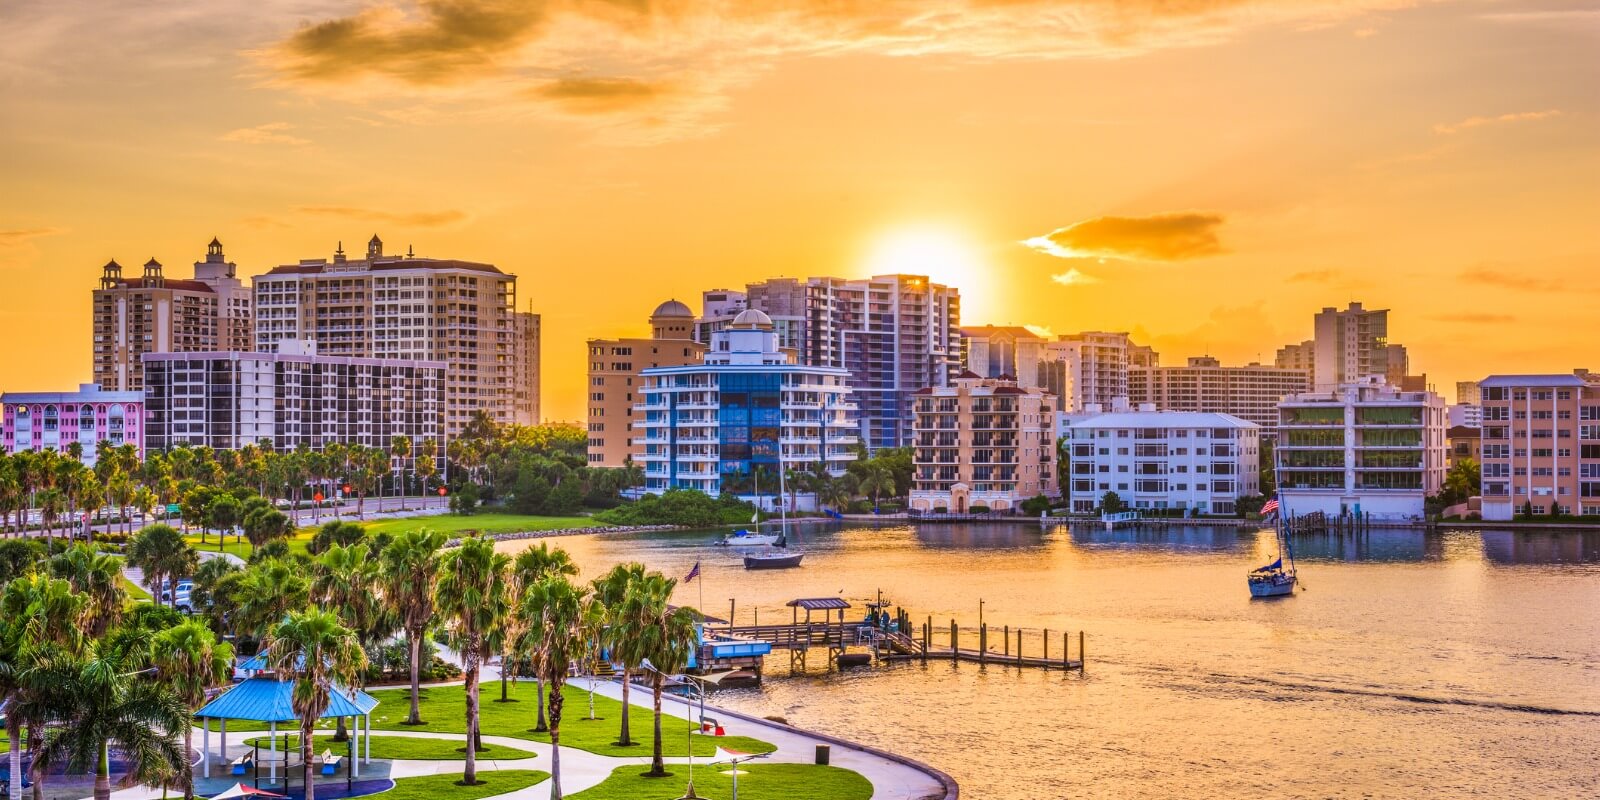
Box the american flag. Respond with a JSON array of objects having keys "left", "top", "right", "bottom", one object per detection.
[
  {"left": 1261, "top": 498, "right": 1280, "bottom": 516},
  {"left": 683, "top": 561, "right": 701, "bottom": 584}
]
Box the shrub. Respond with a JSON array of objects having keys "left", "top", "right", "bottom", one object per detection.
[
  {"left": 450, "top": 482, "right": 482, "bottom": 515},
  {"left": 593, "top": 488, "right": 757, "bottom": 528},
  {"left": 969, "top": 505, "right": 990, "bottom": 514},
  {"left": 1020, "top": 495, "right": 1052, "bottom": 516}
]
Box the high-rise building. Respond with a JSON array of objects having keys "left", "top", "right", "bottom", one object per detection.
[
  {"left": 1128, "top": 356, "right": 1310, "bottom": 433},
  {"left": 1275, "top": 378, "right": 1447, "bottom": 520},
  {"left": 693, "top": 289, "right": 748, "bottom": 344},
  {"left": 1275, "top": 340, "right": 1316, "bottom": 385},
  {"left": 142, "top": 342, "right": 444, "bottom": 455},
  {"left": 512, "top": 309, "right": 541, "bottom": 425},
  {"left": 1063, "top": 409, "right": 1260, "bottom": 515},
  {"left": 1039, "top": 332, "right": 1141, "bottom": 412},
  {"left": 586, "top": 300, "right": 707, "bottom": 467},
  {"left": 634, "top": 309, "right": 857, "bottom": 509},
  {"left": 960, "top": 326, "right": 1044, "bottom": 386},
  {"left": 252, "top": 236, "right": 522, "bottom": 437},
  {"left": 1310, "top": 302, "right": 1399, "bottom": 391},
  {"left": 1456, "top": 381, "right": 1481, "bottom": 405},
  {"left": 2, "top": 385, "right": 145, "bottom": 465},
  {"left": 805, "top": 274, "right": 961, "bottom": 451},
  {"left": 909, "top": 373, "right": 1059, "bottom": 514},
  {"left": 1478, "top": 373, "right": 1600, "bottom": 520},
  {"left": 91, "top": 238, "right": 252, "bottom": 392}
]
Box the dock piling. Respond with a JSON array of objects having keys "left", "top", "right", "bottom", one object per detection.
[
  {"left": 950, "top": 620, "right": 958, "bottom": 663},
  {"left": 1004, "top": 625, "right": 1010, "bottom": 658},
  {"left": 979, "top": 623, "right": 987, "bottom": 664},
  {"left": 1079, "top": 630, "right": 1086, "bottom": 670},
  {"left": 1044, "top": 628, "right": 1049, "bottom": 663},
  {"left": 1063, "top": 631, "right": 1069, "bottom": 670}
]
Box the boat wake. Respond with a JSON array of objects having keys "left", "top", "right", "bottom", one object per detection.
[{"left": 1185, "top": 670, "right": 1600, "bottom": 717}]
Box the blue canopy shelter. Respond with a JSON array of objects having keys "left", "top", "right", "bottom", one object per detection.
[{"left": 195, "top": 676, "right": 378, "bottom": 782}]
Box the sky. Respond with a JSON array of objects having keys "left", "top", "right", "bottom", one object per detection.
[{"left": 1, "top": 0, "right": 1596, "bottom": 421}]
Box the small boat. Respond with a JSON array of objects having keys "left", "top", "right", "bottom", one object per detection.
[
  {"left": 718, "top": 529, "right": 780, "bottom": 547},
  {"left": 743, "top": 550, "right": 803, "bottom": 570},
  {"left": 1248, "top": 560, "right": 1297, "bottom": 597}
]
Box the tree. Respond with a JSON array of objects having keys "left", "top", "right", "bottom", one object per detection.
[
  {"left": 32, "top": 628, "right": 191, "bottom": 800},
  {"left": 205, "top": 494, "right": 242, "bottom": 549},
  {"left": 126, "top": 524, "right": 198, "bottom": 609},
  {"left": 856, "top": 463, "right": 896, "bottom": 510},
  {"left": 378, "top": 528, "right": 447, "bottom": 725},
  {"left": 629, "top": 573, "right": 698, "bottom": 777},
  {"left": 590, "top": 562, "right": 647, "bottom": 747},
  {"left": 434, "top": 536, "right": 509, "bottom": 785},
  {"left": 0, "top": 574, "right": 86, "bottom": 800},
  {"left": 520, "top": 576, "right": 594, "bottom": 800},
  {"left": 505, "top": 544, "right": 577, "bottom": 730},
  {"left": 150, "top": 621, "right": 235, "bottom": 800},
  {"left": 308, "top": 521, "right": 366, "bottom": 556},
  {"left": 242, "top": 505, "right": 292, "bottom": 549},
  {"left": 390, "top": 435, "right": 412, "bottom": 512},
  {"left": 48, "top": 543, "right": 126, "bottom": 637},
  {"left": 232, "top": 559, "right": 311, "bottom": 638},
  {"left": 265, "top": 610, "right": 366, "bottom": 800},
  {"left": 1099, "top": 491, "right": 1127, "bottom": 514},
  {"left": 1438, "top": 458, "right": 1481, "bottom": 508}
]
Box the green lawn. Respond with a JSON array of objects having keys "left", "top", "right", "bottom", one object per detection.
[
  {"left": 121, "top": 575, "right": 151, "bottom": 601},
  {"left": 357, "top": 513, "right": 598, "bottom": 538},
  {"left": 184, "top": 531, "right": 313, "bottom": 559},
  {"left": 380, "top": 770, "right": 548, "bottom": 800},
  {"left": 568, "top": 764, "right": 873, "bottom": 800},
  {"left": 366, "top": 682, "right": 775, "bottom": 758},
  {"left": 244, "top": 734, "right": 536, "bottom": 761}
]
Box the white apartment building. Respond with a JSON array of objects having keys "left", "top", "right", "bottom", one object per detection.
[
  {"left": 1129, "top": 356, "right": 1310, "bottom": 434},
  {"left": 142, "top": 341, "right": 445, "bottom": 456},
  {"left": 634, "top": 310, "right": 857, "bottom": 510},
  {"left": 252, "top": 236, "right": 527, "bottom": 436},
  {"left": 1065, "top": 409, "right": 1260, "bottom": 515},
  {"left": 1275, "top": 378, "right": 1447, "bottom": 520}
]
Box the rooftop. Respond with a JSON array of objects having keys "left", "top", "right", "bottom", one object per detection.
[
  {"left": 261, "top": 257, "right": 505, "bottom": 277},
  {"left": 1479, "top": 374, "right": 1589, "bottom": 388},
  {"left": 1072, "top": 410, "right": 1258, "bottom": 429}
]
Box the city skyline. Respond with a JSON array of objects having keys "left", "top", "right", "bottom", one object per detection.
[{"left": 3, "top": 1, "right": 1596, "bottom": 421}]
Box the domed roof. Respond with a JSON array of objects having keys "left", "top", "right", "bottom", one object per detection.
[
  {"left": 731, "top": 308, "right": 773, "bottom": 328},
  {"left": 651, "top": 299, "right": 694, "bottom": 319}
]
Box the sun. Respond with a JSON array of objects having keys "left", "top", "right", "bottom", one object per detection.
[{"left": 864, "top": 226, "right": 987, "bottom": 294}]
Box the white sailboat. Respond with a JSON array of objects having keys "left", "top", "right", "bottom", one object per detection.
[
  {"left": 718, "top": 467, "right": 780, "bottom": 546},
  {"left": 744, "top": 464, "right": 803, "bottom": 570}
]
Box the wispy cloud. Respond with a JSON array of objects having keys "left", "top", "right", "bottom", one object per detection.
[
  {"left": 1433, "top": 109, "right": 1561, "bottom": 135},
  {"left": 220, "top": 122, "right": 310, "bottom": 146},
  {"left": 1427, "top": 312, "right": 1514, "bottom": 324},
  {"left": 294, "top": 206, "right": 468, "bottom": 228},
  {"left": 1050, "top": 267, "right": 1100, "bottom": 286},
  {"left": 1460, "top": 266, "right": 1561, "bottom": 292},
  {"left": 0, "top": 227, "right": 67, "bottom": 246},
  {"left": 1024, "top": 212, "right": 1226, "bottom": 262}
]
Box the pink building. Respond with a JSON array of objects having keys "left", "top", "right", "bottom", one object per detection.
[
  {"left": 1, "top": 384, "right": 145, "bottom": 466},
  {"left": 1478, "top": 373, "right": 1600, "bottom": 520}
]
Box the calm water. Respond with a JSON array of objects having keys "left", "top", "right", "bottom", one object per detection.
[{"left": 501, "top": 523, "right": 1600, "bottom": 799}]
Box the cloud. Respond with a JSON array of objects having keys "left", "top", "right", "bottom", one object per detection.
[
  {"left": 259, "top": 0, "right": 1419, "bottom": 142},
  {"left": 1433, "top": 109, "right": 1561, "bottom": 135},
  {"left": 293, "top": 206, "right": 468, "bottom": 228},
  {"left": 1460, "top": 266, "right": 1561, "bottom": 292},
  {"left": 220, "top": 122, "right": 310, "bottom": 146},
  {"left": 1427, "top": 312, "right": 1514, "bottom": 324},
  {"left": 0, "top": 227, "right": 67, "bottom": 246},
  {"left": 1023, "top": 212, "right": 1226, "bottom": 262},
  {"left": 1049, "top": 268, "right": 1099, "bottom": 286}
]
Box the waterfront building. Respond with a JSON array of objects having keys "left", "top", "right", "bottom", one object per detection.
[
  {"left": 959, "top": 326, "right": 1044, "bottom": 387},
  {"left": 908, "top": 373, "right": 1059, "bottom": 513},
  {"left": 634, "top": 309, "right": 857, "bottom": 509},
  {"left": 694, "top": 280, "right": 809, "bottom": 354},
  {"left": 142, "top": 341, "right": 444, "bottom": 455},
  {"left": 1448, "top": 403, "right": 1483, "bottom": 428},
  {"left": 1275, "top": 378, "right": 1447, "bottom": 520},
  {"left": 1447, "top": 424, "right": 1481, "bottom": 468},
  {"left": 512, "top": 309, "right": 541, "bottom": 425},
  {"left": 586, "top": 301, "right": 708, "bottom": 467},
  {"left": 1039, "top": 332, "right": 1143, "bottom": 412},
  {"left": 1064, "top": 408, "right": 1260, "bottom": 515},
  {"left": 692, "top": 288, "right": 748, "bottom": 344},
  {"left": 1, "top": 385, "right": 145, "bottom": 465},
  {"left": 1477, "top": 373, "right": 1600, "bottom": 520},
  {"left": 1128, "top": 355, "right": 1310, "bottom": 433},
  {"left": 1275, "top": 340, "right": 1316, "bottom": 386},
  {"left": 252, "top": 236, "right": 527, "bottom": 436},
  {"left": 1310, "top": 302, "right": 1397, "bottom": 391},
  {"left": 92, "top": 238, "right": 253, "bottom": 392}
]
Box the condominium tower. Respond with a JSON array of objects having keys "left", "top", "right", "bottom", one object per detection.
[
  {"left": 1039, "top": 332, "right": 1146, "bottom": 412},
  {"left": 1065, "top": 409, "right": 1260, "bottom": 515},
  {"left": 585, "top": 301, "right": 708, "bottom": 467},
  {"left": 909, "top": 373, "right": 1059, "bottom": 514},
  {"left": 1478, "top": 373, "right": 1600, "bottom": 520},
  {"left": 91, "top": 238, "right": 252, "bottom": 392},
  {"left": 252, "top": 236, "right": 530, "bottom": 436},
  {"left": 960, "top": 326, "right": 1045, "bottom": 387},
  {"left": 2, "top": 385, "right": 146, "bottom": 465},
  {"left": 1129, "top": 356, "right": 1310, "bottom": 433}
]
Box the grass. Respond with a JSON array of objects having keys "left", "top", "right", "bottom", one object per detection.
[
  {"left": 357, "top": 513, "right": 598, "bottom": 538},
  {"left": 121, "top": 575, "right": 151, "bottom": 601},
  {"left": 183, "top": 531, "right": 313, "bottom": 559},
  {"left": 568, "top": 764, "right": 873, "bottom": 800},
  {"left": 381, "top": 770, "right": 548, "bottom": 800},
  {"left": 243, "top": 734, "right": 536, "bottom": 761},
  {"left": 366, "top": 682, "right": 775, "bottom": 758}
]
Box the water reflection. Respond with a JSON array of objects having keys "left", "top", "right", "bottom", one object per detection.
[
  {"left": 912, "top": 522, "right": 1051, "bottom": 550},
  {"left": 1287, "top": 530, "right": 1439, "bottom": 562},
  {"left": 1065, "top": 523, "right": 1251, "bottom": 552},
  {"left": 1481, "top": 530, "right": 1600, "bottom": 564}
]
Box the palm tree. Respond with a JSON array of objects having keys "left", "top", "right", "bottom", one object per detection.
[
  {"left": 377, "top": 528, "right": 447, "bottom": 725},
  {"left": 241, "top": 504, "right": 292, "bottom": 549},
  {"left": 629, "top": 574, "right": 699, "bottom": 777},
  {"left": 31, "top": 628, "right": 191, "bottom": 800},
  {"left": 389, "top": 435, "right": 412, "bottom": 511},
  {"left": 150, "top": 621, "right": 235, "bottom": 800},
  {"left": 0, "top": 574, "right": 86, "bottom": 800},
  {"left": 47, "top": 543, "right": 126, "bottom": 636},
  {"left": 856, "top": 462, "right": 895, "bottom": 510},
  {"left": 434, "top": 536, "right": 509, "bottom": 785},
  {"left": 520, "top": 576, "right": 595, "bottom": 800},
  {"left": 233, "top": 559, "right": 311, "bottom": 638},
  {"left": 126, "top": 524, "right": 198, "bottom": 609},
  {"left": 591, "top": 562, "right": 648, "bottom": 747},
  {"left": 265, "top": 610, "right": 366, "bottom": 800},
  {"left": 504, "top": 544, "right": 577, "bottom": 730}
]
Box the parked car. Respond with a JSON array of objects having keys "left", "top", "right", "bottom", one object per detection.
[{"left": 158, "top": 579, "right": 195, "bottom": 612}]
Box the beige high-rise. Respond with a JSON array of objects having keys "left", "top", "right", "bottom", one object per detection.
[
  {"left": 586, "top": 300, "right": 707, "bottom": 467},
  {"left": 909, "top": 373, "right": 1060, "bottom": 513},
  {"left": 92, "top": 238, "right": 252, "bottom": 392},
  {"left": 252, "top": 235, "right": 525, "bottom": 437}
]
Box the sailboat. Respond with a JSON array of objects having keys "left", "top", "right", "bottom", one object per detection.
[
  {"left": 744, "top": 464, "right": 804, "bottom": 570},
  {"left": 719, "top": 467, "right": 780, "bottom": 546},
  {"left": 1248, "top": 497, "right": 1298, "bottom": 598}
]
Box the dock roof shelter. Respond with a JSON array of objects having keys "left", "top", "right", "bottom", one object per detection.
[
  {"left": 785, "top": 598, "right": 851, "bottom": 611},
  {"left": 194, "top": 676, "right": 378, "bottom": 781}
]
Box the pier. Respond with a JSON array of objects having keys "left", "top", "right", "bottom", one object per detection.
[{"left": 706, "top": 594, "right": 1086, "bottom": 675}]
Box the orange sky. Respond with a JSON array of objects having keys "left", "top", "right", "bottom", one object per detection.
[{"left": 1, "top": 0, "right": 1596, "bottom": 420}]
